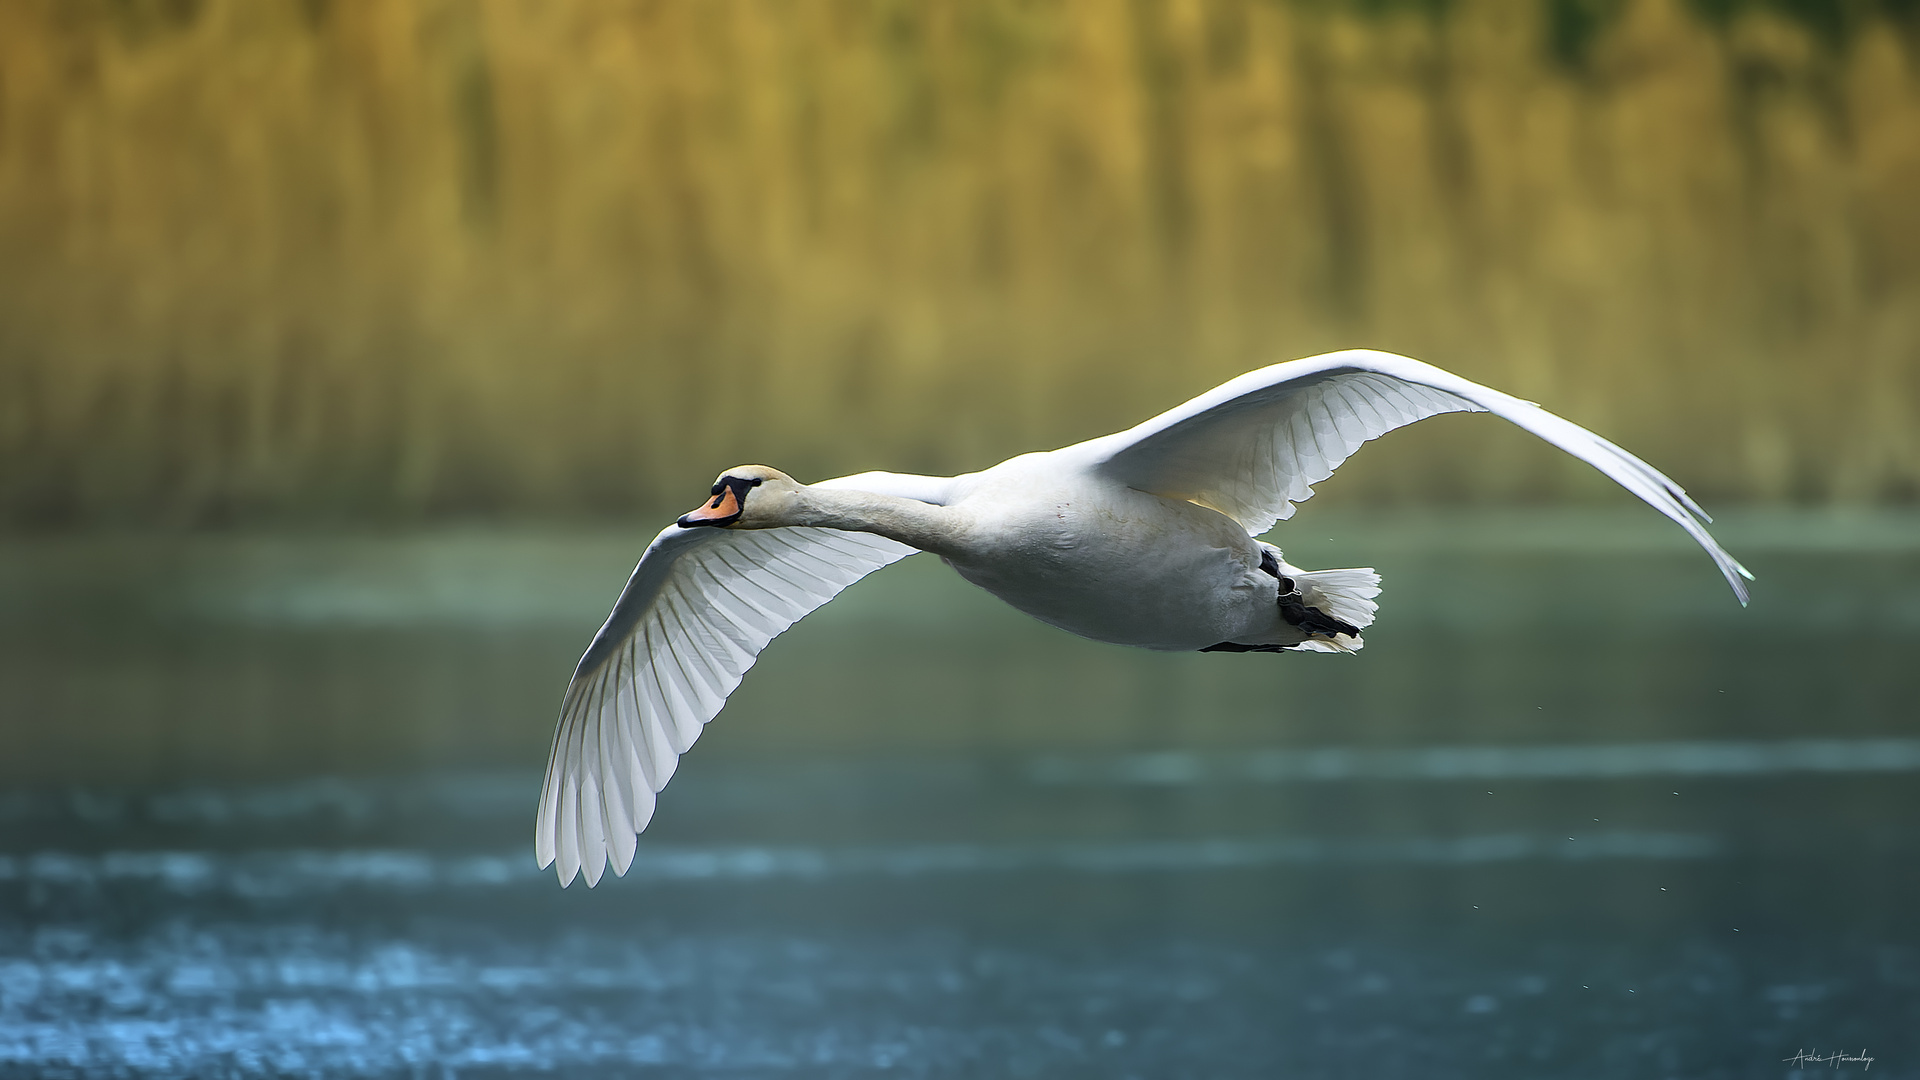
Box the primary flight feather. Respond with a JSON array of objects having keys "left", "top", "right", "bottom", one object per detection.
[{"left": 537, "top": 349, "right": 1752, "bottom": 886}]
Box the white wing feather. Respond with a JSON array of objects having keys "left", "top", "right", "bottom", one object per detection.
[
  {"left": 1080, "top": 349, "right": 1752, "bottom": 603},
  {"left": 536, "top": 481, "right": 934, "bottom": 886}
]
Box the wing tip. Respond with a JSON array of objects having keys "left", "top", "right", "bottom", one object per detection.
[{"left": 1716, "top": 551, "right": 1754, "bottom": 607}]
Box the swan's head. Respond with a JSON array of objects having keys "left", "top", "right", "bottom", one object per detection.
[{"left": 677, "top": 465, "right": 800, "bottom": 529}]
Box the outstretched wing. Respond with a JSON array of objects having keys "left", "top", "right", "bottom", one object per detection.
[
  {"left": 536, "top": 473, "right": 947, "bottom": 887},
  {"left": 1076, "top": 349, "right": 1752, "bottom": 603}
]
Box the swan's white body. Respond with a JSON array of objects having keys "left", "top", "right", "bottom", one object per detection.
[
  {"left": 537, "top": 350, "right": 1752, "bottom": 886},
  {"left": 916, "top": 453, "right": 1273, "bottom": 650}
]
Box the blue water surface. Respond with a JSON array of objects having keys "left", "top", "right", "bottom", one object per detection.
[{"left": 0, "top": 510, "right": 1915, "bottom": 1078}]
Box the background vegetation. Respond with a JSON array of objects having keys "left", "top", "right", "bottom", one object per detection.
[{"left": 2, "top": 0, "right": 1917, "bottom": 526}]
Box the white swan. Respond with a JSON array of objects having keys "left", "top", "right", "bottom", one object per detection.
[{"left": 536, "top": 349, "right": 1751, "bottom": 885}]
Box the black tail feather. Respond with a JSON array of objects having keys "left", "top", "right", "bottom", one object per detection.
[{"left": 1279, "top": 591, "right": 1364, "bottom": 638}]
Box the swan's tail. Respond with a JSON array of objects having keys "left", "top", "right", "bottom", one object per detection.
[{"left": 1283, "top": 564, "right": 1381, "bottom": 654}]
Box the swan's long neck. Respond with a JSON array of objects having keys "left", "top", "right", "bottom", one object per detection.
[{"left": 784, "top": 486, "right": 965, "bottom": 555}]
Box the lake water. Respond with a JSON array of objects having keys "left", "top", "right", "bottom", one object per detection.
[{"left": 0, "top": 509, "right": 1916, "bottom": 1078}]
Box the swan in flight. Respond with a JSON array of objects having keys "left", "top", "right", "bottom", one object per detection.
[{"left": 537, "top": 349, "right": 1751, "bottom": 885}]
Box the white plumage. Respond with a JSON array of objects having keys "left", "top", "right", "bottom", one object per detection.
[{"left": 537, "top": 349, "right": 1751, "bottom": 886}]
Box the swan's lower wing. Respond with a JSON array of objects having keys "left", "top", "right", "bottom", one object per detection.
[
  {"left": 537, "top": 524, "right": 915, "bottom": 887},
  {"left": 1082, "top": 349, "right": 1751, "bottom": 603}
]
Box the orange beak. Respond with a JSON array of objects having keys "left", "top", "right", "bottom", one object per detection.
[{"left": 678, "top": 485, "right": 741, "bottom": 527}]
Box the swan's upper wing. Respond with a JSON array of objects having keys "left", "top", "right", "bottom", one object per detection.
[
  {"left": 536, "top": 472, "right": 949, "bottom": 887},
  {"left": 1077, "top": 349, "right": 1751, "bottom": 603}
]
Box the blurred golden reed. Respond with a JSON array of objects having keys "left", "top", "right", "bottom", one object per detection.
[{"left": 1, "top": 0, "right": 1917, "bottom": 525}]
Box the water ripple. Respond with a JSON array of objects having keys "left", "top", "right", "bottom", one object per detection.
[
  {"left": 1027, "top": 739, "right": 1920, "bottom": 786},
  {"left": 0, "top": 831, "right": 1722, "bottom": 896}
]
